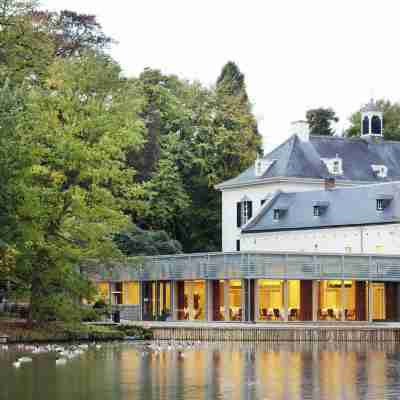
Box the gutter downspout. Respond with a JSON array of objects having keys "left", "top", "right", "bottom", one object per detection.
[{"left": 360, "top": 226, "right": 364, "bottom": 253}]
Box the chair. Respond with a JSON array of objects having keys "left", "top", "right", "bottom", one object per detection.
[
  {"left": 273, "top": 308, "right": 280, "bottom": 320},
  {"left": 261, "top": 308, "right": 268, "bottom": 320},
  {"left": 289, "top": 308, "right": 298, "bottom": 321}
]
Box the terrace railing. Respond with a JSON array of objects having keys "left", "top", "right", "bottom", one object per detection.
[{"left": 88, "top": 251, "right": 400, "bottom": 282}]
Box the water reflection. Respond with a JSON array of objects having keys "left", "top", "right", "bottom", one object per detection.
[{"left": 1, "top": 342, "right": 400, "bottom": 400}]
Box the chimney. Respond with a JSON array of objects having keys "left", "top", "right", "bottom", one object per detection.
[
  {"left": 290, "top": 120, "right": 310, "bottom": 142},
  {"left": 324, "top": 177, "right": 336, "bottom": 190}
]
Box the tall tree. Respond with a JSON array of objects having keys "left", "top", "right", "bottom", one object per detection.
[
  {"left": 216, "top": 61, "right": 247, "bottom": 99},
  {"left": 4, "top": 53, "right": 145, "bottom": 323},
  {"left": 347, "top": 99, "right": 400, "bottom": 140},
  {"left": 127, "top": 64, "right": 262, "bottom": 252},
  {"left": 306, "top": 107, "right": 339, "bottom": 136}
]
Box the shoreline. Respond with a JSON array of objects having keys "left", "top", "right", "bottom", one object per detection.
[{"left": 0, "top": 321, "right": 152, "bottom": 344}]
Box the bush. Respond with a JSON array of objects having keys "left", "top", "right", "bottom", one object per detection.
[
  {"left": 116, "top": 324, "right": 153, "bottom": 340},
  {"left": 80, "top": 307, "right": 102, "bottom": 322}
]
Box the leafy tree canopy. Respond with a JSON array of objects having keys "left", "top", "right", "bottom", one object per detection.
[
  {"left": 306, "top": 107, "right": 339, "bottom": 136},
  {"left": 32, "top": 9, "right": 113, "bottom": 57},
  {"left": 216, "top": 61, "right": 247, "bottom": 99},
  {"left": 114, "top": 225, "right": 182, "bottom": 256}
]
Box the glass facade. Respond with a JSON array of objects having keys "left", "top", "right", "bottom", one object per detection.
[
  {"left": 178, "top": 280, "right": 206, "bottom": 320},
  {"left": 142, "top": 281, "right": 173, "bottom": 321},
  {"left": 159, "top": 281, "right": 172, "bottom": 318},
  {"left": 212, "top": 280, "right": 226, "bottom": 321},
  {"left": 288, "top": 280, "right": 300, "bottom": 321},
  {"left": 258, "top": 280, "right": 285, "bottom": 321},
  {"left": 371, "top": 282, "right": 385, "bottom": 321},
  {"left": 93, "top": 279, "right": 399, "bottom": 323},
  {"left": 228, "top": 280, "right": 243, "bottom": 321},
  {"left": 318, "top": 280, "right": 343, "bottom": 321}
]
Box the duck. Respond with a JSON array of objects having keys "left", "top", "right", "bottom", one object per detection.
[
  {"left": 18, "top": 357, "right": 32, "bottom": 363},
  {"left": 55, "top": 358, "right": 67, "bottom": 366},
  {"left": 12, "top": 360, "right": 21, "bottom": 368}
]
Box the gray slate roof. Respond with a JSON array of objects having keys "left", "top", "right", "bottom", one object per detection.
[
  {"left": 216, "top": 134, "right": 400, "bottom": 189},
  {"left": 242, "top": 182, "right": 400, "bottom": 233}
]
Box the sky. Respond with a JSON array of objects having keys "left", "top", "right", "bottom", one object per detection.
[{"left": 41, "top": 0, "right": 400, "bottom": 153}]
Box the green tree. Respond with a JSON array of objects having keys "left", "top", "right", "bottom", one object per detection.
[
  {"left": 216, "top": 61, "right": 247, "bottom": 99},
  {"left": 6, "top": 54, "right": 144, "bottom": 323},
  {"left": 347, "top": 99, "right": 400, "bottom": 140},
  {"left": 0, "top": 0, "right": 54, "bottom": 83},
  {"left": 129, "top": 64, "right": 262, "bottom": 252},
  {"left": 114, "top": 225, "right": 182, "bottom": 256},
  {"left": 32, "top": 9, "right": 113, "bottom": 58},
  {"left": 306, "top": 107, "right": 339, "bottom": 136}
]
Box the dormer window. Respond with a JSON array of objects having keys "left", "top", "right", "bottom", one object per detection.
[
  {"left": 312, "top": 201, "right": 329, "bottom": 217},
  {"left": 371, "top": 165, "right": 388, "bottom": 179},
  {"left": 332, "top": 160, "right": 340, "bottom": 174},
  {"left": 273, "top": 206, "right": 288, "bottom": 221},
  {"left": 321, "top": 155, "right": 343, "bottom": 176},
  {"left": 376, "top": 194, "right": 393, "bottom": 211}
]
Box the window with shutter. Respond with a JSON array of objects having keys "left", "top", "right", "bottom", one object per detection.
[{"left": 237, "top": 202, "right": 242, "bottom": 227}]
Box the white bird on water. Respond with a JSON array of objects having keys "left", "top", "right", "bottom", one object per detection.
[
  {"left": 12, "top": 360, "right": 21, "bottom": 368},
  {"left": 56, "top": 358, "right": 67, "bottom": 366},
  {"left": 18, "top": 357, "right": 32, "bottom": 363}
]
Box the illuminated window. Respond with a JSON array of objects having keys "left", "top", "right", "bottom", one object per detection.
[
  {"left": 318, "top": 280, "right": 342, "bottom": 321},
  {"left": 371, "top": 282, "right": 386, "bottom": 320},
  {"left": 111, "top": 282, "right": 123, "bottom": 305},
  {"left": 97, "top": 282, "right": 109, "bottom": 302},
  {"left": 288, "top": 280, "right": 300, "bottom": 321},
  {"left": 124, "top": 281, "right": 139, "bottom": 305},
  {"left": 182, "top": 280, "right": 205, "bottom": 321},
  {"left": 258, "top": 280, "right": 284, "bottom": 321},
  {"left": 229, "top": 280, "right": 242, "bottom": 321}
]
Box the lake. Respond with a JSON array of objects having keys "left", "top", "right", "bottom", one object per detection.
[{"left": 1, "top": 341, "right": 400, "bottom": 400}]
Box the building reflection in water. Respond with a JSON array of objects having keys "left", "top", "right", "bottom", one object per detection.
[{"left": 114, "top": 342, "right": 398, "bottom": 400}]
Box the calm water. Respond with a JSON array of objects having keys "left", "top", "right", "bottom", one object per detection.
[{"left": 1, "top": 341, "right": 400, "bottom": 400}]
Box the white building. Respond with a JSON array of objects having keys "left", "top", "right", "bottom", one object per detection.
[
  {"left": 216, "top": 100, "right": 400, "bottom": 254},
  {"left": 241, "top": 182, "right": 400, "bottom": 255}
]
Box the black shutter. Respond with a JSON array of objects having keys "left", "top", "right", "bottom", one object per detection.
[
  {"left": 248, "top": 201, "right": 253, "bottom": 220},
  {"left": 237, "top": 202, "right": 242, "bottom": 227},
  {"left": 236, "top": 239, "right": 240, "bottom": 251}
]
